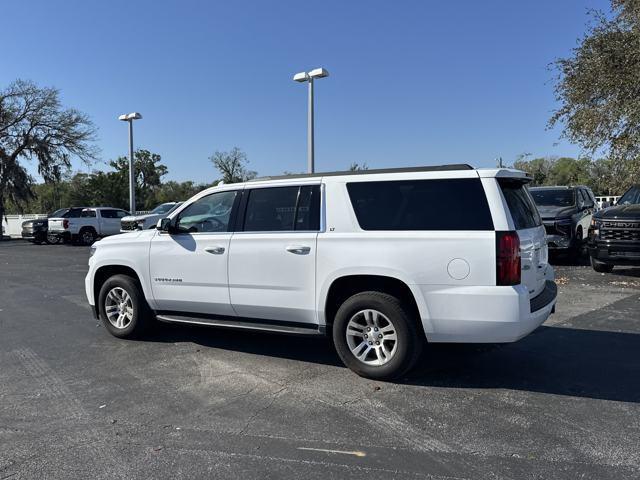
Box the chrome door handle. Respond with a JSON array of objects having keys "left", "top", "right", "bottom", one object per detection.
[
  {"left": 286, "top": 245, "right": 311, "bottom": 255},
  {"left": 204, "top": 246, "right": 225, "bottom": 255}
]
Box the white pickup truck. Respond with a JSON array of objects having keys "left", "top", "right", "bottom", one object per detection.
[{"left": 49, "top": 207, "right": 130, "bottom": 245}]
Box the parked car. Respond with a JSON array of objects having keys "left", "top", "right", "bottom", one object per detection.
[
  {"left": 21, "top": 207, "right": 85, "bottom": 245},
  {"left": 120, "top": 202, "right": 183, "bottom": 233},
  {"left": 588, "top": 184, "right": 640, "bottom": 272},
  {"left": 85, "top": 164, "right": 557, "bottom": 379},
  {"left": 529, "top": 185, "right": 598, "bottom": 257},
  {"left": 49, "top": 207, "right": 129, "bottom": 245}
]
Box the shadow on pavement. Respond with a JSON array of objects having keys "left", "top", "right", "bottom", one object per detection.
[
  {"left": 144, "top": 321, "right": 345, "bottom": 367},
  {"left": 409, "top": 324, "right": 640, "bottom": 404},
  {"left": 548, "top": 251, "right": 590, "bottom": 266},
  {"left": 611, "top": 267, "right": 640, "bottom": 278},
  {"left": 143, "top": 319, "right": 640, "bottom": 404}
]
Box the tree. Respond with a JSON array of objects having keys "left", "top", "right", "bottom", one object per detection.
[
  {"left": 513, "top": 157, "right": 553, "bottom": 186},
  {"left": 349, "top": 162, "right": 369, "bottom": 171},
  {"left": 109, "top": 149, "right": 168, "bottom": 209},
  {"left": 549, "top": 157, "right": 592, "bottom": 186},
  {"left": 550, "top": 1, "right": 640, "bottom": 189},
  {"left": 153, "top": 180, "right": 210, "bottom": 204},
  {"left": 210, "top": 147, "right": 256, "bottom": 183},
  {"left": 0, "top": 80, "right": 96, "bottom": 234}
]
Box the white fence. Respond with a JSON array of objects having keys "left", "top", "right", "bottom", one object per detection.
[{"left": 2, "top": 214, "right": 47, "bottom": 238}]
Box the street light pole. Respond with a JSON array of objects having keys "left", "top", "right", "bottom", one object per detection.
[
  {"left": 118, "top": 112, "right": 142, "bottom": 214},
  {"left": 294, "top": 68, "right": 329, "bottom": 174},
  {"left": 127, "top": 120, "right": 135, "bottom": 213},
  {"left": 307, "top": 77, "right": 314, "bottom": 174}
]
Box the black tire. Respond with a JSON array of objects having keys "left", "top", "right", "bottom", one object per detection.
[
  {"left": 98, "top": 274, "right": 151, "bottom": 338},
  {"left": 46, "top": 232, "right": 61, "bottom": 245},
  {"left": 332, "top": 291, "right": 423, "bottom": 380},
  {"left": 591, "top": 256, "right": 614, "bottom": 273},
  {"left": 79, "top": 227, "right": 97, "bottom": 245}
]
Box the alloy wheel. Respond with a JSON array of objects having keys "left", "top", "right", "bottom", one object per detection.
[
  {"left": 82, "top": 230, "right": 95, "bottom": 245},
  {"left": 104, "top": 287, "right": 134, "bottom": 329},
  {"left": 345, "top": 309, "right": 398, "bottom": 366}
]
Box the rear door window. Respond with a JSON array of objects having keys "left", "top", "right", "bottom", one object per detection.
[
  {"left": 346, "top": 178, "right": 493, "bottom": 231},
  {"left": 242, "top": 185, "right": 321, "bottom": 232},
  {"left": 499, "top": 179, "right": 541, "bottom": 229}
]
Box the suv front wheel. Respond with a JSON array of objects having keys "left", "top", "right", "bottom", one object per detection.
[
  {"left": 332, "top": 291, "right": 423, "bottom": 380},
  {"left": 98, "top": 274, "right": 151, "bottom": 338}
]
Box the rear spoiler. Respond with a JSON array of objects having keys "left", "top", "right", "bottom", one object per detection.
[{"left": 477, "top": 168, "right": 531, "bottom": 183}]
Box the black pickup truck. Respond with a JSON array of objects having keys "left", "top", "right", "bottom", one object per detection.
[{"left": 588, "top": 185, "right": 640, "bottom": 272}]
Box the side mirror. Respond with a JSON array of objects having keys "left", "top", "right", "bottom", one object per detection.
[{"left": 158, "top": 218, "right": 173, "bottom": 232}]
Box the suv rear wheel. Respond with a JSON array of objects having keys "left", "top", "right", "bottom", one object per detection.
[
  {"left": 332, "top": 291, "right": 423, "bottom": 380},
  {"left": 590, "top": 256, "right": 614, "bottom": 273},
  {"left": 98, "top": 274, "right": 151, "bottom": 338}
]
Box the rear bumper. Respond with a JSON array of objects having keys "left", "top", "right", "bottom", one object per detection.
[
  {"left": 421, "top": 278, "right": 557, "bottom": 343},
  {"left": 588, "top": 240, "right": 640, "bottom": 265}
]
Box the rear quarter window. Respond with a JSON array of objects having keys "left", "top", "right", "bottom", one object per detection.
[
  {"left": 500, "top": 179, "right": 541, "bottom": 229},
  {"left": 346, "top": 178, "right": 494, "bottom": 230},
  {"left": 64, "top": 209, "right": 84, "bottom": 218}
]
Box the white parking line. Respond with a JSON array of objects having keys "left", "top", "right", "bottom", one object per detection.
[{"left": 298, "top": 447, "right": 367, "bottom": 457}]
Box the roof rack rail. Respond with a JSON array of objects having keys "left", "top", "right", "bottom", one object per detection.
[{"left": 249, "top": 164, "right": 474, "bottom": 182}]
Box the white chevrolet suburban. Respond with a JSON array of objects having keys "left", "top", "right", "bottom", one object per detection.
[{"left": 85, "top": 165, "right": 557, "bottom": 379}]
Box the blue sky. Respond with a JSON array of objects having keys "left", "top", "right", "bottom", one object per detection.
[{"left": 1, "top": 0, "right": 609, "bottom": 182}]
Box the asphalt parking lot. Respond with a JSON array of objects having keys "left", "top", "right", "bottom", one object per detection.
[{"left": 1, "top": 241, "right": 639, "bottom": 479}]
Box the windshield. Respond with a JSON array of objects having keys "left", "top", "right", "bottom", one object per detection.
[
  {"left": 150, "top": 203, "right": 177, "bottom": 214},
  {"left": 530, "top": 189, "right": 575, "bottom": 207},
  {"left": 48, "top": 208, "right": 68, "bottom": 218},
  {"left": 617, "top": 186, "right": 640, "bottom": 205}
]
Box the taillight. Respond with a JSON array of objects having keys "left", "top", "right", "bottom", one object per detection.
[
  {"left": 63, "top": 219, "right": 69, "bottom": 229},
  {"left": 496, "top": 231, "right": 521, "bottom": 286}
]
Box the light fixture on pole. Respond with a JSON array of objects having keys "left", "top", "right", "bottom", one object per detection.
[
  {"left": 118, "top": 112, "right": 142, "bottom": 213},
  {"left": 293, "top": 67, "right": 329, "bottom": 174}
]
